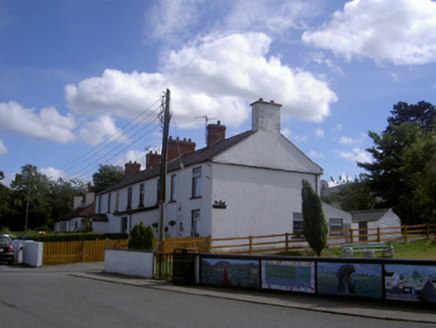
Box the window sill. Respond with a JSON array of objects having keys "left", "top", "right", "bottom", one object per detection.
[{"left": 190, "top": 196, "right": 202, "bottom": 200}]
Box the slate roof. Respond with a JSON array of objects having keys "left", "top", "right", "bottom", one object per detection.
[
  {"left": 350, "top": 208, "right": 392, "bottom": 223},
  {"left": 99, "top": 130, "right": 255, "bottom": 194},
  {"left": 57, "top": 203, "right": 95, "bottom": 222}
]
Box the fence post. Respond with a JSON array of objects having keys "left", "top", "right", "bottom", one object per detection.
[
  {"left": 285, "top": 233, "right": 289, "bottom": 253},
  {"left": 349, "top": 229, "right": 354, "bottom": 244},
  {"left": 404, "top": 226, "right": 408, "bottom": 244},
  {"left": 377, "top": 227, "right": 381, "bottom": 242},
  {"left": 427, "top": 223, "right": 430, "bottom": 239},
  {"left": 248, "top": 236, "right": 253, "bottom": 255}
]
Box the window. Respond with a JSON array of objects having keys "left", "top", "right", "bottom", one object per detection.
[
  {"left": 191, "top": 210, "right": 200, "bottom": 237},
  {"left": 191, "top": 167, "right": 201, "bottom": 198},
  {"left": 127, "top": 187, "right": 132, "bottom": 210},
  {"left": 107, "top": 193, "right": 111, "bottom": 213},
  {"left": 329, "top": 218, "right": 344, "bottom": 236},
  {"left": 170, "top": 174, "right": 177, "bottom": 202},
  {"left": 115, "top": 191, "right": 120, "bottom": 212},
  {"left": 139, "top": 183, "right": 144, "bottom": 207},
  {"left": 121, "top": 217, "right": 128, "bottom": 233},
  {"left": 292, "top": 212, "right": 304, "bottom": 236}
]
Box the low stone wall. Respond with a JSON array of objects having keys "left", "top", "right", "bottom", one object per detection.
[{"left": 104, "top": 248, "right": 154, "bottom": 278}]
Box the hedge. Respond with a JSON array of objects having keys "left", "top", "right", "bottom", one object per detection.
[{"left": 31, "top": 233, "right": 128, "bottom": 242}]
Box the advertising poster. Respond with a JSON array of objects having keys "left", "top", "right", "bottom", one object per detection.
[
  {"left": 201, "top": 258, "right": 260, "bottom": 288},
  {"left": 317, "top": 262, "right": 382, "bottom": 298},
  {"left": 261, "top": 260, "right": 315, "bottom": 293},
  {"left": 385, "top": 264, "right": 436, "bottom": 303}
]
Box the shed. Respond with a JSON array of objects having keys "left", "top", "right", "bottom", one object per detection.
[{"left": 351, "top": 208, "right": 401, "bottom": 242}]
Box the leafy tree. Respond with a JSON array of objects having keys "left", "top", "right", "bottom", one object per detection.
[
  {"left": 128, "top": 222, "right": 155, "bottom": 250},
  {"left": 359, "top": 101, "right": 436, "bottom": 225},
  {"left": 302, "top": 179, "right": 328, "bottom": 256},
  {"left": 0, "top": 171, "right": 4, "bottom": 180},
  {"left": 322, "top": 175, "right": 377, "bottom": 212},
  {"left": 92, "top": 164, "right": 124, "bottom": 193},
  {"left": 387, "top": 101, "right": 436, "bottom": 132},
  {"left": 11, "top": 164, "right": 51, "bottom": 230}
]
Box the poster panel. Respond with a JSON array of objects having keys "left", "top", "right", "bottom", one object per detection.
[
  {"left": 385, "top": 264, "right": 436, "bottom": 302},
  {"left": 261, "top": 260, "right": 315, "bottom": 293},
  {"left": 201, "top": 258, "right": 259, "bottom": 288},
  {"left": 317, "top": 262, "right": 383, "bottom": 299}
]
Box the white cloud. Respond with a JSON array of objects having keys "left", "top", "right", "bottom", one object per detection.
[
  {"left": 315, "top": 128, "right": 324, "bottom": 138},
  {"left": 338, "top": 136, "right": 354, "bottom": 145},
  {"left": 338, "top": 133, "right": 367, "bottom": 145},
  {"left": 40, "top": 167, "right": 69, "bottom": 181},
  {"left": 78, "top": 115, "right": 128, "bottom": 146},
  {"left": 66, "top": 33, "right": 337, "bottom": 129},
  {"left": 114, "top": 149, "right": 146, "bottom": 168},
  {"left": 145, "top": 0, "right": 321, "bottom": 44},
  {"left": 0, "top": 101, "right": 76, "bottom": 143},
  {"left": 309, "top": 150, "right": 324, "bottom": 158},
  {"left": 145, "top": 0, "right": 201, "bottom": 44},
  {"left": 302, "top": 0, "right": 436, "bottom": 65},
  {"left": 332, "top": 124, "right": 342, "bottom": 133},
  {"left": 0, "top": 139, "right": 7, "bottom": 155},
  {"left": 336, "top": 147, "right": 371, "bottom": 163}
]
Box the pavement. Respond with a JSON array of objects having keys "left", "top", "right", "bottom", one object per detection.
[{"left": 23, "top": 262, "right": 436, "bottom": 324}]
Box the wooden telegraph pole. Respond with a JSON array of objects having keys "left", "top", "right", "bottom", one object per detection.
[{"left": 158, "top": 89, "right": 171, "bottom": 250}]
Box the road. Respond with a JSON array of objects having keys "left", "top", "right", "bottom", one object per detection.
[{"left": 0, "top": 264, "right": 434, "bottom": 328}]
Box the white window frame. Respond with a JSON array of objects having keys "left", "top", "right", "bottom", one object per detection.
[{"left": 192, "top": 167, "right": 201, "bottom": 198}]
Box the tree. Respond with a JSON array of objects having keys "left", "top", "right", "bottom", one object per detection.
[
  {"left": 359, "top": 101, "right": 436, "bottom": 225},
  {"left": 387, "top": 101, "right": 436, "bottom": 132},
  {"left": 92, "top": 165, "right": 124, "bottom": 193},
  {"left": 11, "top": 164, "right": 50, "bottom": 230},
  {"left": 301, "top": 179, "right": 328, "bottom": 256},
  {"left": 128, "top": 222, "right": 155, "bottom": 250},
  {"left": 322, "top": 175, "right": 377, "bottom": 212}
]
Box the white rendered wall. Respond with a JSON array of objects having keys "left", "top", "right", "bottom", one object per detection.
[
  {"left": 23, "top": 241, "right": 43, "bottom": 267},
  {"left": 104, "top": 248, "right": 154, "bottom": 278},
  {"left": 210, "top": 163, "right": 315, "bottom": 239}
]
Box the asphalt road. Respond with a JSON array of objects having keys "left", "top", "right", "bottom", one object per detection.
[{"left": 0, "top": 263, "right": 435, "bottom": 328}]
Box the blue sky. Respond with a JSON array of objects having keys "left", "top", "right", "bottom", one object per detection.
[{"left": 1, "top": 0, "right": 436, "bottom": 186}]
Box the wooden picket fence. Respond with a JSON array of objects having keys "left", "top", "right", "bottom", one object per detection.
[{"left": 42, "top": 239, "right": 128, "bottom": 265}]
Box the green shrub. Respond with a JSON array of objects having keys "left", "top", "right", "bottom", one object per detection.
[
  {"left": 128, "top": 222, "right": 155, "bottom": 250},
  {"left": 302, "top": 179, "right": 328, "bottom": 256}
]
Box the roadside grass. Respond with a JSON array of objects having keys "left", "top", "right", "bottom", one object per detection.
[{"left": 280, "top": 238, "right": 436, "bottom": 260}]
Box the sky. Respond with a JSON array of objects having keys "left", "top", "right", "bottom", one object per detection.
[{"left": 1, "top": 0, "right": 436, "bottom": 187}]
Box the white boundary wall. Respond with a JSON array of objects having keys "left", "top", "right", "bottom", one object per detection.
[{"left": 104, "top": 248, "right": 154, "bottom": 278}]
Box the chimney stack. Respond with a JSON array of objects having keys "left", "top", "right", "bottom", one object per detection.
[
  {"left": 206, "top": 121, "right": 226, "bottom": 146},
  {"left": 168, "top": 137, "right": 196, "bottom": 161},
  {"left": 250, "top": 98, "right": 282, "bottom": 132},
  {"left": 124, "top": 161, "right": 141, "bottom": 177},
  {"left": 146, "top": 151, "right": 161, "bottom": 168}
]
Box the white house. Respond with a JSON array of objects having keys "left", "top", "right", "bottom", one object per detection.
[
  {"left": 95, "top": 99, "right": 326, "bottom": 240},
  {"left": 54, "top": 192, "right": 95, "bottom": 232},
  {"left": 351, "top": 208, "right": 402, "bottom": 242}
]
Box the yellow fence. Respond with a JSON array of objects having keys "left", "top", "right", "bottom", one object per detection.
[
  {"left": 42, "top": 239, "right": 128, "bottom": 265},
  {"left": 41, "top": 223, "right": 435, "bottom": 264}
]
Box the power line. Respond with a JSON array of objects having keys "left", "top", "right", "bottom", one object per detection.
[{"left": 60, "top": 97, "right": 162, "bottom": 172}]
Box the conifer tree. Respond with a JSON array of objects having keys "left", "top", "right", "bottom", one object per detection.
[{"left": 302, "top": 179, "right": 328, "bottom": 256}]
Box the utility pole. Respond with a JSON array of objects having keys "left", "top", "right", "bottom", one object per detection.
[{"left": 158, "top": 89, "right": 171, "bottom": 250}]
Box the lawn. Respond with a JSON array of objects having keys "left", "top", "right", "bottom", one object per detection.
[{"left": 280, "top": 238, "right": 436, "bottom": 260}]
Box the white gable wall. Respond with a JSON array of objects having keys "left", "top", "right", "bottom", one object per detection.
[{"left": 210, "top": 162, "right": 318, "bottom": 239}]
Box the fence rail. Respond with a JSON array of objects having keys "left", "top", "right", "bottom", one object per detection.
[
  {"left": 42, "top": 239, "right": 128, "bottom": 265},
  {"left": 41, "top": 223, "right": 435, "bottom": 265},
  {"left": 156, "top": 223, "right": 435, "bottom": 255}
]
